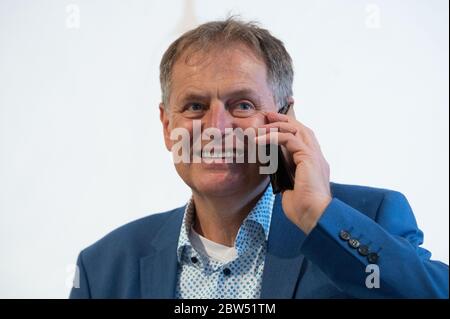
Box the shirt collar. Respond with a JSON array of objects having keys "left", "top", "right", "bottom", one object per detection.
[{"left": 176, "top": 183, "right": 275, "bottom": 263}]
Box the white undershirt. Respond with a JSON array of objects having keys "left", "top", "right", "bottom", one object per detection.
[{"left": 188, "top": 225, "right": 238, "bottom": 263}]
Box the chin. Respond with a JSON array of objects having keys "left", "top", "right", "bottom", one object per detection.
[
  {"left": 193, "top": 169, "right": 245, "bottom": 196},
  {"left": 175, "top": 162, "right": 265, "bottom": 197}
]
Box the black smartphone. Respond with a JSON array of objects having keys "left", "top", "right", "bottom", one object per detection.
[{"left": 269, "top": 104, "right": 295, "bottom": 194}]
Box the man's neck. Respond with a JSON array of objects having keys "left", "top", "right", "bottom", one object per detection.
[{"left": 191, "top": 179, "right": 270, "bottom": 247}]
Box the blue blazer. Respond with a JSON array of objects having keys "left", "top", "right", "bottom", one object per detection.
[{"left": 69, "top": 182, "right": 448, "bottom": 298}]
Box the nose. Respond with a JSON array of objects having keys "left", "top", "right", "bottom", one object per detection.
[{"left": 203, "top": 100, "right": 234, "bottom": 134}]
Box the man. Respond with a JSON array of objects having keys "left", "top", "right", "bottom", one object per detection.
[{"left": 70, "top": 18, "right": 448, "bottom": 299}]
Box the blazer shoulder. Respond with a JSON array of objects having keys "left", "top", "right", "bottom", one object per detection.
[
  {"left": 80, "top": 205, "right": 185, "bottom": 260},
  {"left": 330, "top": 182, "right": 406, "bottom": 219}
]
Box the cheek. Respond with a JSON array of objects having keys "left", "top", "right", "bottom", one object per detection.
[
  {"left": 168, "top": 116, "right": 195, "bottom": 142},
  {"left": 234, "top": 115, "right": 267, "bottom": 130},
  {"left": 170, "top": 114, "right": 194, "bottom": 130}
]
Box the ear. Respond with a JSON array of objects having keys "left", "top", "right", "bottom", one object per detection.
[{"left": 159, "top": 103, "right": 172, "bottom": 151}]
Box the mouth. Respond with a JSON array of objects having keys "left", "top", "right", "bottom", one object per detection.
[{"left": 195, "top": 149, "right": 245, "bottom": 160}]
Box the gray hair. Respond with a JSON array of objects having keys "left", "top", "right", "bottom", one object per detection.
[{"left": 159, "top": 16, "right": 294, "bottom": 109}]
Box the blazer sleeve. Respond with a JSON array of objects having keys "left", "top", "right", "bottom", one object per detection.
[
  {"left": 300, "top": 190, "right": 449, "bottom": 298},
  {"left": 69, "top": 251, "right": 92, "bottom": 299}
]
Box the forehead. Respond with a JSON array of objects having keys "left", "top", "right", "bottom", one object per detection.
[{"left": 170, "top": 43, "right": 270, "bottom": 101}]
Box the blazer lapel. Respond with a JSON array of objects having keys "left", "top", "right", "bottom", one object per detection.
[
  {"left": 260, "top": 194, "right": 307, "bottom": 298},
  {"left": 140, "top": 207, "right": 184, "bottom": 298}
]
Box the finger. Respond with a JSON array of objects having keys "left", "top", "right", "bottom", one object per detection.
[
  {"left": 254, "top": 131, "right": 310, "bottom": 155},
  {"left": 297, "top": 123, "right": 322, "bottom": 151},
  {"left": 266, "top": 111, "right": 314, "bottom": 138},
  {"left": 265, "top": 111, "right": 290, "bottom": 123},
  {"left": 262, "top": 118, "right": 316, "bottom": 149},
  {"left": 265, "top": 112, "right": 322, "bottom": 151},
  {"left": 260, "top": 122, "right": 298, "bottom": 135}
]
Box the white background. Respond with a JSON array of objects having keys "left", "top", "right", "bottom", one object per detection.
[{"left": 0, "top": 0, "right": 448, "bottom": 298}]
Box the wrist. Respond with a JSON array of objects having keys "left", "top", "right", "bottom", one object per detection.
[{"left": 296, "top": 196, "right": 332, "bottom": 235}]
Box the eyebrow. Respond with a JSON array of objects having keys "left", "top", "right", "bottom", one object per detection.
[
  {"left": 223, "top": 88, "right": 263, "bottom": 105},
  {"left": 178, "top": 88, "right": 263, "bottom": 105}
]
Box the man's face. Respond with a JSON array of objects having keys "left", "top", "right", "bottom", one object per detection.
[{"left": 160, "top": 43, "right": 278, "bottom": 197}]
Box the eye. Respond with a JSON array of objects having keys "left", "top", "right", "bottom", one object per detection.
[
  {"left": 237, "top": 102, "right": 254, "bottom": 111},
  {"left": 186, "top": 103, "right": 205, "bottom": 112},
  {"left": 229, "top": 101, "right": 256, "bottom": 118}
]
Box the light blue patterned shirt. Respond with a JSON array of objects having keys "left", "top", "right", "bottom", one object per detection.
[{"left": 175, "top": 183, "right": 275, "bottom": 299}]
